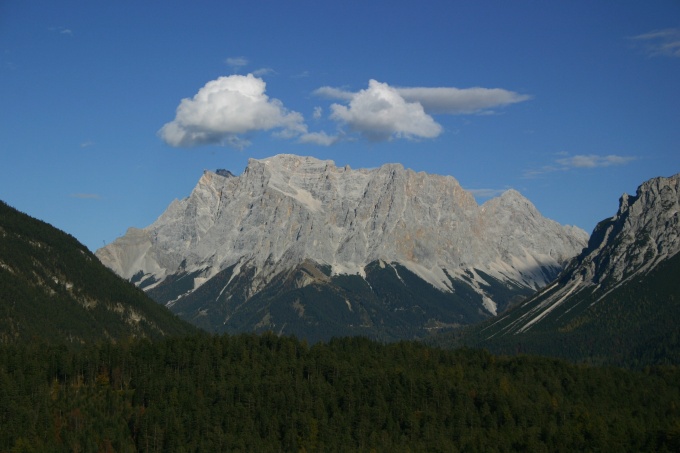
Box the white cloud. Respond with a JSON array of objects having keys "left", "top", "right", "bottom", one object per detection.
[
  {"left": 397, "top": 87, "right": 530, "bottom": 114},
  {"left": 225, "top": 56, "right": 249, "bottom": 68},
  {"left": 315, "top": 84, "right": 530, "bottom": 114},
  {"left": 252, "top": 67, "right": 275, "bottom": 77},
  {"left": 630, "top": 28, "right": 680, "bottom": 58},
  {"left": 314, "top": 80, "right": 529, "bottom": 142},
  {"left": 556, "top": 154, "right": 636, "bottom": 168},
  {"left": 160, "top": 76, "right": 530, "bottom": 148},
  {"left": 158, "top": 74, "right": 307, "bottom": 148},
  {"left": 523, "top": 154, "right": 636, "bottom": 178},
  {"left": 328, "top": 79, "right": 442, "bottom": 141},
  {"left": 314, "top": 86, "right": 355, "bottom": 101},
  {"left": 298, "top": 131, "right": 341, "bottom": 146}
]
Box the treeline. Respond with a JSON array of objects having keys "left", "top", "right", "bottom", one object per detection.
[{"left": 1, "top": 333, "right": 680, "bottom": 451}]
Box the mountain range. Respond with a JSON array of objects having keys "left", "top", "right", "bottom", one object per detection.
[
  {"left": 2, "top": 154, "right": 678, "bottom": 366},
  {"left": 1, "top": 164, "right": 678, "bottom": 452},
  {"left": 456, "top": 172, "right": 680, "bottom": 367},
  {"left": 96, "top": 154, "right": 588, "bottom": 342}
]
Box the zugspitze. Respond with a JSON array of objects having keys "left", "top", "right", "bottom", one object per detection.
[{"left": 96, "top": 154, "right": 588, "bottom": 341}]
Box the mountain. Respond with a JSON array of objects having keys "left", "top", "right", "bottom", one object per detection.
[
  {"left": 0, "top": 200, "right": 197, "bottom": 344},
  {"left": 96, "top": 154, "right": 588, "bottom": 342},
  {"left": 457, "top": 173, "right": 680, "bottom": 367}
]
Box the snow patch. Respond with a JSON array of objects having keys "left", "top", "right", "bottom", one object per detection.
[{"left": 482, "top": 296, "right": 498, "bottom": 316}]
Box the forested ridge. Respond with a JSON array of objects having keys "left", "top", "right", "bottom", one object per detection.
[
  {"left": 2, "top": 333, "right": 679, "bottom": 452},
  {"left": 445, "top": 248, "right": 680, "bottom": 369},
  {"left": 0, "top": 200, "right": 196, "bottom": 344}
]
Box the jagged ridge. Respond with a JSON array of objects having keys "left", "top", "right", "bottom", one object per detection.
[
  {"left": 96, "top": 154, "right": 588, "bottom": 340},
  {"left": 459, "top": 172, "right": 680, "bottom": 366}
]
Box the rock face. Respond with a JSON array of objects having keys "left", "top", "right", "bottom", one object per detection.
[
  {"left": 464, "top": 173, "right": 680, "bottom": 366},
  {"left": 574, "top": 174, "right": 680, "bottom": 293},
  {"left": 96, "top": 154, "right": 588, "bottom": 341}
]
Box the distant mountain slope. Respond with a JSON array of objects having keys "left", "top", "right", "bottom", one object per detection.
[
  {"left": 0, "top": 200, "right": 197, "bottom": 344},
  {"left": 97, "top": 154, "right": 588, "bottom": 342},
  {"left": 456, "top": 173, "right": 680, "bottom": 367}
]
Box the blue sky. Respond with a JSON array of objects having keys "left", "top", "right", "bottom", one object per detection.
[{"left": 1, "top": 1, "right": 679, "bottom": 252}]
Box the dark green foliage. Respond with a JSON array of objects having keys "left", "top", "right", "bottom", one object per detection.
[
  {"left": 0, "top": 200, "right": 197, "bottom": 345},
  {"left": 164, "top": 260, "right": 501, "bottom": 343},
  {"left": 453, "top": 253, "right": 680, "bottom": 368},
  {"left": 365, "top": 262, "right": 486, "bottom": 325},
  {"left": 1, "top": 334, "right": 679, "bottom": 451}
]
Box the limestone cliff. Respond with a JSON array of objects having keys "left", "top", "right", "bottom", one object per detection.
[
  {"left": 96, "top": 154, "right": 588, "bottom": 340},
  {"left": 466, "top": 172, "right": 680, "bottom": 364}
]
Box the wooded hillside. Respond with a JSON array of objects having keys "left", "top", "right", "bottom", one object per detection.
[{"left": 2, "top": 333, "right": 679, "bottom": 452}]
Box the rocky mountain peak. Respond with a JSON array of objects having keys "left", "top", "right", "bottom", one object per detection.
[
  {"left": 99, "top": 154, "right": 588, "bottom": 291},
  {"left": 573, "top": 173, "right": 680, "bottom": 290},
  {"left": 460, "top": 173, "right": 680, "bottom": 365},
  {"left": 96, "top": 154, "right": 589, "bottom": 339}
]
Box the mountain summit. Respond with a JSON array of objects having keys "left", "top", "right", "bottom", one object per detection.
[
  {"left": 461, "top": 172, "right": 680, "bottom": 366},
  {"left": 96, "top": 154, "right": 588, "bottom": 341}
]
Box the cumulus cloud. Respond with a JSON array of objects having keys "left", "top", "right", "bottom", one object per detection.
[
  {"left": 160, "top": 76, "right": 530, "bottom": 148},
  {"left": 158, "top": 74, "right": 307, "bottom": 148},
  {"left": 328, "top": 79, "right": 443, "bottom": 141},
  {"left": 523, "top": 154, "right": 636, "bottom": 178},
  {"left": 313, "top": 80, "right": 529, "bottom": 142},
  {"left": 630, "top": 28, "right": 680, "bottom": 58}
]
